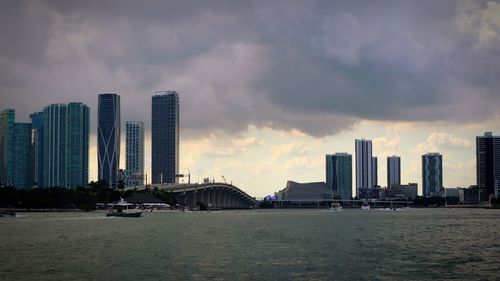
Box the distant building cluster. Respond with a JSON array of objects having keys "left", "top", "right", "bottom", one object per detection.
[
  {"left": 276, "top": 132, "right": 500, "bottom": 203},
  {"left": 0, "top": 91, "right": 180, "bottom": 189}
]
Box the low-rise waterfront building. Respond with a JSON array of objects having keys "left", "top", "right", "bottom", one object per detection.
[
  {"left": 277, "top": 181, "right": 332, "bottom": 201},
  {"left": 382, "top": 183, "right": 418, "bottom": 200}
]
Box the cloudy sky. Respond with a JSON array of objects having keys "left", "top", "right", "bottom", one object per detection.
[{"left": 2, "top": 0, "right": 500, "bottom": 196}]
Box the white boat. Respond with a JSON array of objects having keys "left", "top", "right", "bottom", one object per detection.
[
  {"left": 330, "top": 203, "right": 343, "bottom": 211},
  {"left": 106, "top": 198, "right": 142, "bottom": 217},
  {"left": 361, "top": 201, "right": 370, "bottom": 210}
]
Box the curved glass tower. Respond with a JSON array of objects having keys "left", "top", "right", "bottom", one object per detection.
[{"left": 98, "top": 93, "right": 120, "bottom": 188}]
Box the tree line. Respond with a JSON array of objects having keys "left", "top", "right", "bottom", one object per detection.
[{"left": 0, "top": 180, "right": 175, "bottom": 211}]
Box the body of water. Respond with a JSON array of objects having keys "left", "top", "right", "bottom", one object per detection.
[{"left": 1, "top": 208, "right": 499, "bottom": 280}]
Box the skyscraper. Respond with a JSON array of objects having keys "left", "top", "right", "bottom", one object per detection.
[
  {"left": 42, "top": 103, "right": 89, "bottom": 188},
  {"left": 98, "top": 93, "right": 120, "bottom": 188},
  {"left": 0, "top": 109, "right": 15, "bottom": 186},
  {"left": 476, "top": 132, "right": 500, "bottom": 201},
  {"left": 65, "top": 103, "right": 89, "bottom": 188},
  {"left": 372, "top": 156, "right": 378, "bottom": 187},
  {"left": 355, "top": 139, "right": 372, "bottom": 197},
  {"left": 0, "top": 109, "right": 32, "bottom": 188},
  {"left": 387, "top": 156, "right": 401, "bottom": 189},
  {"left": 43, "top": 104, "right": 67, "bottom": 187},
  {"left": 152, "top": 91, "right": 179, "bottom": 184},
  {"left": 326, "top": 153, "right": 352, "bottom": 200},
  {"left": 422, "top": 153, "right": 443, "bottom": 197},
  {"left": 30, "top": 112, "right": 44, "bottom": 187},
  {"left": 12, "top": 123, "right": 32, "bottom": 188},
  {"left": 126, "top": 121, "right": 144, "bottom": 187}
]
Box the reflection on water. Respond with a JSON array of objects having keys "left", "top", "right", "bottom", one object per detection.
[{"left": 1, "top": 208, "right": 499, "bottom": 280}]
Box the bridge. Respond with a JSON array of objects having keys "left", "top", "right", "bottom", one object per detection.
[{"left": 147, "top": 182, "right": 258, "bottom": 209}]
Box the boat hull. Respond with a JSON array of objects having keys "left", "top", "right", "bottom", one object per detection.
[{"left": 106, "top": 211, "right": 142, "bottom": 217}]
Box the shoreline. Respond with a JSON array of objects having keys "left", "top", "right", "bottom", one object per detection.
[{"left": 0, "top": 208, "right": 88, "bottom": 212}]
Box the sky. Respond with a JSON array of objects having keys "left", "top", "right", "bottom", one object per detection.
[{"left": 1, "top": 0, "right": 500, "bottom": 197}]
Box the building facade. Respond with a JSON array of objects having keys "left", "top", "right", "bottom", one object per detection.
[
  {"left": 355, "top": 139, "right": 373, "bottom": 197},
  {"left": 476, "top": 132, "right": 500, "bottom": 201},
  {"left": 12, "top": 123, "right": 32, "bottom": 188},
  {"left": 0, "top": 109, "right": 15, "bottom": 186},
  {"left": 98, "top": 93, "right": 120, "bottom": 188},
  {"left": 1, "top": 110, "right": 34, "bottom": 189},
  {"left": 422, "top": 153, "right": 443, "bottom": 197},
  {"left": 43, "top": 103, "right": 89, "bottom": 188},
  {"left": 43, "top": 104, "right": 67, "bottom": 187},
  {"left": 65, "top": 103, "right": 89, "bottom": 188},
  {"left": 387, "top": 155, "right": 401, "bottom": 189},
  {"left": 125, "top": 121, "right": 144, "bottom": 187},
  {"left": 326, "top": 153, "right": 352, "bottom": 200},
  {"left": 30, "top": 112, "right": 44, "bottom": 187},
  {"left": 372, "top": 156, "right": 378, "bottom": 187},
  {"left": 383, "top": 182, "right": 418, "bottom": 200},
  {"left": 152, "top": 91, "right": 179, "bottom": 184}
]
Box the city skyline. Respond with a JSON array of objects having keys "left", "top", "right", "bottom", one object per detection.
[{"left": 2, "top": 1, "right": 500, "bottom": 196}]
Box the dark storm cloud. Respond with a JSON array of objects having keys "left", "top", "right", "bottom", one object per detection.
[{"left": 1, "top": 0, "right": 499, "bottom": 135}]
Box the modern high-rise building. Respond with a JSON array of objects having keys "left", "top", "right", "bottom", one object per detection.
[
  {"left": 65, "top": 103, "right": 89, "bottom": 188},
  {"left": 43, "top": 104, "right": 67, "bottom": 187},
  {"left": 355, "top": 139, "right": 373, "bottom": 197},
  {"left": 387, "top": 155, "right": 401, "bottom": 189},
  {"left": 476, "top": 132, "right": 500, "bottom": 201},
  {"left": 0, "top": 109, "right": 15, "bottom": 186},
  {"left": 43, "top": 103, "right": 89, "bottom": 188},
  {"left": 372, "top": 156, "right": 378, "bottom": 187},
  {"left": 422, "top": 153, "right": 443, "bottom": 197},
  {"left": 98, "top": 93, "right": 120, "bottom": 188},
  {"left": 12, "top": 123, "right": 32, "bottom": 188},
  {"left": 30, "top": 112, "right": 44, "bottom": 187},
  {"left": 125, "top": 121, "right": 144, "bottom": 187},
  {"left": 152, "top": 91, "right": 179, "bottom": 184},
  {"left": 326, "top": 153, "right": 352, "bottom": 200},
  {"left": 1, "top": 109, "right": 32, "bottom": 188}
]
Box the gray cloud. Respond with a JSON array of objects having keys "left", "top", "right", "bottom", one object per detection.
[{"left": 1, "top": 0, "right": 499, "bottom": 136}]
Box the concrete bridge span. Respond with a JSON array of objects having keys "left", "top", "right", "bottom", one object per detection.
[{"left": 152, "top": 183, "right": 258, "bottom": 209}]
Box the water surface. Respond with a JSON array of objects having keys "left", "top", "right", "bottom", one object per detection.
[{"left": 1, "top": 208, "right": 499, "bottom": 280}]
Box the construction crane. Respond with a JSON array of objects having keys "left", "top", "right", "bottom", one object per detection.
[{"left": 221, "top": 175, "right": 227, "bottom": 184}]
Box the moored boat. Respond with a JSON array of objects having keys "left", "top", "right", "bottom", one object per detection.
[
  {"left": 361, "top": 201, "right": 370, "bottom": 210},
  {"left": 330, "top": 203, "right": 343, "bottom": 211}
]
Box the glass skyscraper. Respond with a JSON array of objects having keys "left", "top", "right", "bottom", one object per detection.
[
  {"left": 326, "top": 153, "right": 352, "bottom": 200},
  {"left": 30, "top": 112, "right": 44, "bottom": 187},
  {"left": 12, "top": 123, "right": 32, "bottom": 188},
  {"left": 98, "top": 93, "right": 120, "bottom": 188},
  {"left": 43, "top": 104, "right": 67, "bottom": 188},
  {"left": 126, "top": 121, "right": 144, "bottom": 187},
  {"left": 1, "top": 109, "right": 32, "bottom": 188},
  {"left": 355, "top": 139, "right": 373, "bottom": 197},
  {"left": 66, "top": 103, "right": 89, "bottom": 188},
  {"left": 476, "top": 132, "right": 500, "bottom": 201},
  {"left": 387, "top": 155, "right": 401, "bottom": 189},
  {"left": 422, "top": 153, "right": 443, "bottom": 197},
  {"left": 42, "top": 103, "right": 89, "bottom": 188},
  {"left": 152, "top": 91, "right": 179, "bottom": 184},
  {"left": 371, "top": 156, "right": 378, "bottom": 187},
  {"left": 0, "top": 109, "right": 15, "bottom": 186}
]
